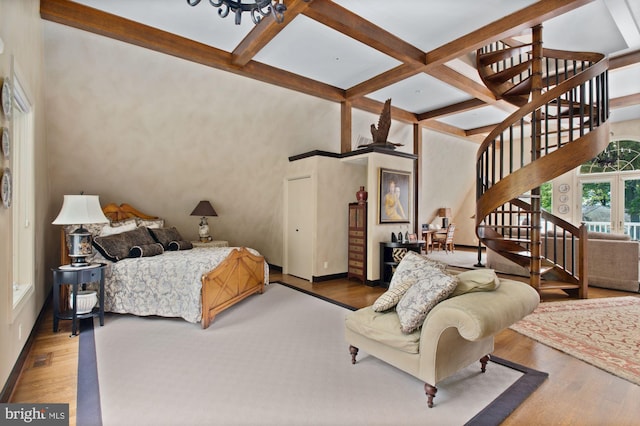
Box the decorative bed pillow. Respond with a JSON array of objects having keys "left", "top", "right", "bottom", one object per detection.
[
  {"left": 148, "top": 227, "right": 184, "bottom": 249},
  {"left": 388, "top": 251, "right": 447, "bottom": 290},
  {"left": 450, "top": 269, "right": 500, "bottom": 297},
  {"left": 372, "top": 280, "right": 415, "bottom": 312},
  {"left": 129, "top": 243, "right": 164, "bottom": 258},
  {"left": 99, "top": 219, "right": 137, "bottom": 236},
  {"left": 93, "top": 226, "right": 156, "bottom": 262},
  {"left": 136, "top": 218, "right": 165, "bottom": 229},
  {"left": 168, "top": 240, "right": 193, "bottom": 251},
  {"left": 396, "top": 268, "right": 458, "bottom": 334}
]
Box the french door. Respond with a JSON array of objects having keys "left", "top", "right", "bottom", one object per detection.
[{"left": 579, "top": 173, "right": 640, "bottom": 240}]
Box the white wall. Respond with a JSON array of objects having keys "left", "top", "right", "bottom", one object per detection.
[
  {"left": 0, "top": 0, "right": 49, "bottom": 390},
  {"left": 420, "top": 129, "right": 478, "bottom": 246},
  {"left": 43, "top": 22, "right": 341, "bottom": 267}
]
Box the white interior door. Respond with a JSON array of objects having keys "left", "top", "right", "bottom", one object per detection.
[{"left": 286, "top": 177, "right": 312, "bottom": 280}]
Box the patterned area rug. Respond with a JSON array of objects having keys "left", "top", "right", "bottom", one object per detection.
[{"left": 510, "top": 296, "right": 640, "bottom": 385}]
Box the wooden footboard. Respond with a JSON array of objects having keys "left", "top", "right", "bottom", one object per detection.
[{"left": 201, "top": 247, "right": 265, "bottom": 328}]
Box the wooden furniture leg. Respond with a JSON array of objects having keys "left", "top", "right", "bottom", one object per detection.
[
  {"left": 480, "top": 355, "right": 490, "bottom": 372},
  {"left": 349, "top": 345, "right": 359, "bottom": 364},
  {"left": 425, "top": 383, "right": 437, "bottom": 408}
]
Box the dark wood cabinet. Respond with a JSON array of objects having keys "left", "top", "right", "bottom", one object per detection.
[
  {"left": 379, "top": 241, "right": 425, "bottom": 287},
  {"left": 347, "top": 202, "right": 367, "bottom": 283}
]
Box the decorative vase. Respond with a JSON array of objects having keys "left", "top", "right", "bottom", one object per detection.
[
  {"left": 391, "top": 232, "right": 397, "bottom": 242},
  {"left": 356, "top": 186, "right": 368, "bottom": 204},
  {"left": 405, "top": 231, "right": 409, "bottom": 242},
  {"left": 398, "top": 231, "right": 404, "bottom": 243}
]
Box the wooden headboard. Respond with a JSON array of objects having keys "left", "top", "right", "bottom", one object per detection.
[{"left": 59, "top": 203, "right": 158, "bottom": 265}]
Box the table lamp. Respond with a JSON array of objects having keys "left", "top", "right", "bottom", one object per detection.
[
  {"left": 52, "top": 194, "right": 109, "bottom": 267},
  {"left": 438, "top": 207, "right": 451, "bottom": 229},
  {"left": 190, "top": 200, "right": 217, "bottom": 242}
]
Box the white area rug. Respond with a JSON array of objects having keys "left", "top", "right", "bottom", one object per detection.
[
  {"left": 90, "top": 284, "right": 539, "bottom": 426},
  {"left": 426, "top": 248, "right": 486, "bottom": 270}
]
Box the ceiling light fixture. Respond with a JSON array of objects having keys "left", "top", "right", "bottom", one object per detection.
[{"left": 186, "top": 0, "right": 306, "bottom": 25}]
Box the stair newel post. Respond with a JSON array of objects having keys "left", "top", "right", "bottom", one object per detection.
[
  {"left": 529, "top": 25, "right": 544, "bottom": 291},
  {"left": 578, "top": 223, "right": 589, "bottom": 299}
]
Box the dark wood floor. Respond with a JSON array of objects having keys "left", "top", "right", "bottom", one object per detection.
[{"left": 9, "top": 261, "right": 640, "bottom": 426}]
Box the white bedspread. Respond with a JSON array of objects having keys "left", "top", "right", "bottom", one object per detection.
[{"left": 103, "top": 247, "right": 266, "bottom": 323}]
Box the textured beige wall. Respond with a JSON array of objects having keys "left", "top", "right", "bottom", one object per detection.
[
  {"left": 43, "top": 22, "right": 341, "bottom": 267},
  {"left": 420, "top": 129, "right": 478, "bottom": 246},
  {"left": 0, "top": 0, "right": 49, "bottom": 389}
]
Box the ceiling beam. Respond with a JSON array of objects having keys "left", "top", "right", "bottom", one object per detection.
[
  {"left": 303, "top": 0, "right": 424, "bottom": 65},
  {"left": 40, "top": 0, "right": 345, "bottom": 103},
  {"left": 231, "top": 0, "right": 313, "bottom": 66},
  {"left": 417, "top": 99, "right": 487, "bottom": 122},
  {"left": 425, "top": 0, "right": 596, "bottom": 67},
  {"left": 343, "top": 0, "right": 596, "bottom": 101},
  {"left": 610, "top": 93, "right": 640, "bottom": 109},
  {"left": 609, "top": 49, "right": 640, "bottom": 70}
]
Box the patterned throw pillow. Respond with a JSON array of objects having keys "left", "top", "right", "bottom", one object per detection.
[
  {"left": 450, "top": 269, "right": 501, "bottom": 297},
  {"left": 167, "top": 240, "right": 193, "bottom": 251},
  {"left": 396, "top": 267, "right": 458, "bottom": 334},
  {"left": 129, "top": 243, "right": 164, "bottom": 258},
  {"left": 148, "top": 227, "right": 184, "bottom": 249},
  {"left": 372, "top": 280, "right": 415, "bottom": 312},
  {"left": 99, "top": 219, "right": 137, "bottom": 236},
  {"left": 136, "top": 218, "right": 165, "bottom": 229},
  {"left": 93, "top": 226, "right": 156, "bottom": 262},
  {"left": 388, "top": 251, "right": 447, "bottom": 290}
]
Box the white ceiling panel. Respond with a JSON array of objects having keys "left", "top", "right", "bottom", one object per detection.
[
  {"left": 332, "top": 0, "right": 537, "bottom": 52},
  {"left": 609, "top": 64, "right": 640, "bottom": 98},
  {"left": 439, "top": 106, "right": 511, "bottom": 130},
  {"left": 72, "top": 0, "right": 254, "bottom": 52},
  {"left": 254, "top": 16, "right": 401, "bottom": 89},
  {"left": 368, "top": 73, "right": 472, "bottom": 114}
]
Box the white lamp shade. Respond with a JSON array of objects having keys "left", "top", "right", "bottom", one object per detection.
[{"left": 52, "top": 195, "right": 109, "bottom": 225}]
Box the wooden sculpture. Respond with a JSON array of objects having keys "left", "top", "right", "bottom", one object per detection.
[{"left": 358, "top": 98, "right": 403, "bottom": 150}]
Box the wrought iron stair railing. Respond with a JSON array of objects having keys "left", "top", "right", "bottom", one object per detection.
[{"left": 475, "top": 27, "right": 610, "bottom": 297}]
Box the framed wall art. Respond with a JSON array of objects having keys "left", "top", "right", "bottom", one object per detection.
[{"left": 378, "top": 168, "right": 411, "bottom": 224}]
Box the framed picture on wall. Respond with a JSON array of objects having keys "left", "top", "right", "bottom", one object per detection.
[{"left": 379, "top": 168, "right": 411, "bottom": 224}]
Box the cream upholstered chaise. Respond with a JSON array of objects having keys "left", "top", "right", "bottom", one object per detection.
[{"left": 345, "top": 253, "right": 539, "bottom": 408}]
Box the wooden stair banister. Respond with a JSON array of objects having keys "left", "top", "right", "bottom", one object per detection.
[{"left": 475, "top": 26, "right": 608, "bottom": 298}]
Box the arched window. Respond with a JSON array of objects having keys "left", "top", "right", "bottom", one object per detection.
[
  {"left": 580, "top": 140, "right": 640, "bottom": 173},
  {"left": 578, "top": 139, "right": 640, "bottom": 239}
]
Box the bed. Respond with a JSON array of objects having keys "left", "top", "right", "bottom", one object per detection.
[{"left": 60, "top": 203, "right": 267, "bottom": 328}]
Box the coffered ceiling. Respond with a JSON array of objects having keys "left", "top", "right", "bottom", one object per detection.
[{"left": 40, "top": 0, "right": 640, "bottom": 142}]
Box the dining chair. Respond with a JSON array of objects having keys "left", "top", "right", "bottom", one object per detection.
[{"left": 435, "top": 224, "right": 456, "bottom": 253}]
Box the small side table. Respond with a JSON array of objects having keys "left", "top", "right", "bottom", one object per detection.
[
  {"left": 379, "top": 241, "right": 426, "bottom": 287},
  {"left": 191, "top": 240, "right": 229, "bottom": 248},
  {"left": 52, "top": 264, "right": 106, "bottom": 336}
]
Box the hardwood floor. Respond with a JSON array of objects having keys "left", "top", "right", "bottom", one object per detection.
[{"left": 9, "top": 264, "right": 640, "bottom": 426}]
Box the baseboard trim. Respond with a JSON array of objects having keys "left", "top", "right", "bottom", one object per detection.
[
  {"left": 0, "top": 291, "right": 51, "bottom": 403},
  {"left": 312, "top": 272, "right": 347, "bottom": 282}
]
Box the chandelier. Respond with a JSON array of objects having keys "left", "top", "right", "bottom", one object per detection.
[{"left": 186, "top": 0, "right": 299, "bottom": 25}]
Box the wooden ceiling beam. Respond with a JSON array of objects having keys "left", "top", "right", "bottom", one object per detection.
[
  {"left": 425, "top": 0, "right": 596, "bottom": 67},
  {"left": 350, "top": 97, "right": 417, "bottom": 124},
  {"left": 346, "top": 64, "right": 422, "bottom": 99},
  {"left": 610, "top": 93, "right": 640, "bottom": 109},
  {"left": 609, "top": 49, "right": 640, "bottom": 70},
  {"left": 417, "top": 99, "right": 487, "bottom": 122},
  {"left": 232, "top": 0, "right": 314, "bottom": 66},
  {"left": 40, "top": 0, "right": 345, "bottom": 103},
  {"left": 304, "top": 0, "right": 424, "bottom": 65},
  {"left": 425, "top": 65, "right": 496, "bottom": 103}
]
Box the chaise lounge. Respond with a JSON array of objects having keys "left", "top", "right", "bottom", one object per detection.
[{"left": 345, "top": 253, "right": 540, "bottom": 408}]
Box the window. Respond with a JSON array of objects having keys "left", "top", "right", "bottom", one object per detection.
[
  {"left": 578, "top": 140, "right": 640, "bottom": 240},
  {"left": 10, "top": 60, "right": 35, "bottom": 319}
]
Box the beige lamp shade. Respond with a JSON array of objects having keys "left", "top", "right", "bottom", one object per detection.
[
  {"left": 438, "top": 208, "right": 451, "bottom": 218},
  {"left": 52, "top": 195, "right": 109, "bottom": 225}
]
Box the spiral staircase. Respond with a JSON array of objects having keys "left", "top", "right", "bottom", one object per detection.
[{"left": 475, "top": 25, "right": 610, "bottom": 298}]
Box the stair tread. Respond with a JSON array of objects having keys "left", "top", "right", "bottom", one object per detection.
[{"left": 539, "top": 280, "right": 581, "bottom": 290}]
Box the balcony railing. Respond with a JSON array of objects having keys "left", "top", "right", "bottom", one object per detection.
[{"left": 583, "top": 221, "right": 640, "bottom": 240}]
